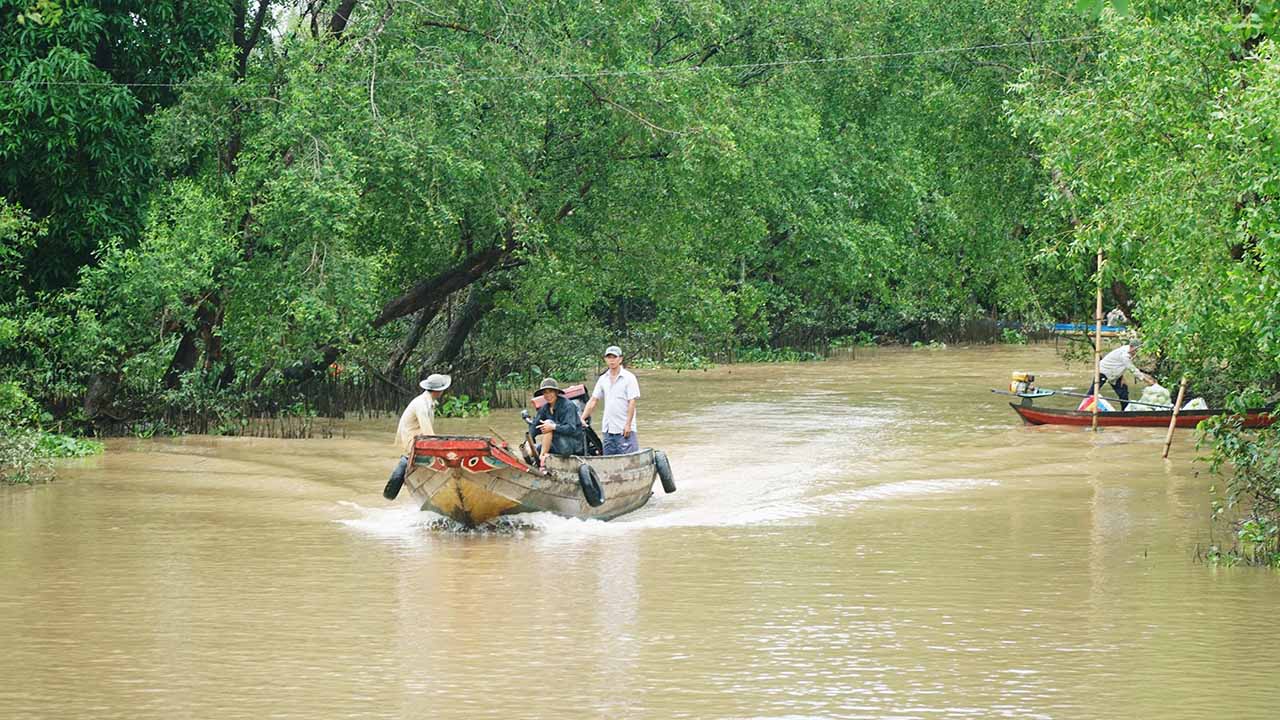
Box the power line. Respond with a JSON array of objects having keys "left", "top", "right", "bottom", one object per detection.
[{"left": 0, "top": 34, "right": 1099, "bottom": 88}]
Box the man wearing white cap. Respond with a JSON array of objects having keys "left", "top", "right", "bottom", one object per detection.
[
  {"left": 581, "top": 345, "right": 641, "bottom": 455},
  {"left": 384, "top": 373, "right": 450, "bottom": 499}
]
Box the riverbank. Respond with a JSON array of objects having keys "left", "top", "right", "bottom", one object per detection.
[{"left": 0, "top": 428, "right": 102, "bottom": 484}]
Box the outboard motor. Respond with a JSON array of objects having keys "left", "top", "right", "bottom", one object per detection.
[{"left": 1009, "top": 371, "right": 1036, "bottom": 394}]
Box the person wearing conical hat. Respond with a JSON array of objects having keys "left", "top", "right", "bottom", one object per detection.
[
  {"left": 532, "top": 377, "right": 585, "bottom": 468},
  {"left": 384, "top": 373, "right": 450, "bottom": 500}
]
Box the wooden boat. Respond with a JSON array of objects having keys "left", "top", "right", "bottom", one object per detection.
[
  {"left": 401, "top": 435, "right": 673, "bottom": 527},
  {"left": 1010, "top": 402, "right": 1275, "bottom": 429}
]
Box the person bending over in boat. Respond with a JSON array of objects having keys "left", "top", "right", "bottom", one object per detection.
[
  {"left": 383, "top": 373, "right": 450, "bottom": 499},
  {"left": 533, "top": 377, "right": 585, "bottom": 468},
  {"left": 580, "top": 345, "right": 640, "bottom": 455},
  {"left": 1088, "top": 340, "right": 1156, "bottom": 407}
]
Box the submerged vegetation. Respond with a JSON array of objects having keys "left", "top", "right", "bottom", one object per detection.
[
  {"left": 1, "top": 0, "right": 1278, "bottom": 554},
  {"left": 0, "top": 378, "right": 101, "bottom": 483}
]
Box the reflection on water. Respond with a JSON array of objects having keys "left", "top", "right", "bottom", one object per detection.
[{"left": 3, "top": 345, "right": 1280, "bottom": 719}]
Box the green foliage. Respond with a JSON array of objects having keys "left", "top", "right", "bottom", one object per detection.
[
  {"left": 0, "top": 429, "right": 49, "bottom": 484},
  {"left": 0, "top": 1, "right": 228, "bottom": 290},
  {"left": 1075, "top": 0, "right": 1131, "bottom": 19},
  {"left": 0, "top": 379, "right": 39, "bottom": 426},
  {"left": 627, "top": 352, "right": 716, "bottom": 371},
  {"left": 0, "top": 199, "right": 42, "bottom": 302},
  {"left": 0, "top": 0, "right": 1183, "bottom": 447},
  {"left": 1013, "top": 0, "right": 1280, "bottom": 554},
  {"left": 34, "top": 432, "right": 102, "bottom": 458},
  {"left": 1203, "top": 416, "right": 1280, "bottom": 566},
  {"left": 1000, "top": 328, "right": 1029, "bottom": 345},
  {"left": 829, "top": 332, "right": 878, "bottom": 349},
  {"left": 0, "top": 377, "right": 100, "bottom": 484},
  {"left": 13, "top": 0, "right": 65, "bottom": 26},
  {"left": 436, "top": 395, "right": 490, "bottom": 418}
]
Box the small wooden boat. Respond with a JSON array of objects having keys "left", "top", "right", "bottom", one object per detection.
[
  {"left": 1010, "top": 402, "right": 1275, "bottom": 429},
  {"left": 401, "top": 435, "right": 674, "bottom": 527}
]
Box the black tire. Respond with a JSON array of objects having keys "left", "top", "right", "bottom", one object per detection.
[
  {"left": 578, "top": 463, "right": 605, "bottom": 507},
  {"left": 654, "top": 450, "right": 676, "bottom": 494},
  {"left": 383, "top": 455, "right": 408, "bottom": 500}
]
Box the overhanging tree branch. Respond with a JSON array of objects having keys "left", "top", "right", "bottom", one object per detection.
[{"left": 329, "top": 0, "right": 361, "bottom": 39}]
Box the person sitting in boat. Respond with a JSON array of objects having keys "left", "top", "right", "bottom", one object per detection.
[
  {"left": 532, "top": 377, "right": 585, "bottom": 468},
  {"left": 1089, "top": 340, "right": 1156, "bottom": 407},
  {"left": 383, "top": 373, "right": 450, "bottom": 499}
]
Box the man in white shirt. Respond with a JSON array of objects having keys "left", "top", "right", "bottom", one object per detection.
[
  {"left": 384, "top": 373, "right": 450, "bottom": 499},
  {"left": 581, "top": 345, "right": 641, "bottom": 455},
  {"left": 1090, "top": 340, "right": 1156, "bottom": 407}
]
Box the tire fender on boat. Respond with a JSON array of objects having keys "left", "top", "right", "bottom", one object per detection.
[
  {"left": 654, "top": 450, "right": 676, "bottom": 494},
  {"left": 578, "top": 463, "right": 605, "bottom": 507}
]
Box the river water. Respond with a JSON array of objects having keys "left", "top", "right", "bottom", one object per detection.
[{"left": 3, "top": 345, "right": 1278, "bottom": 719}]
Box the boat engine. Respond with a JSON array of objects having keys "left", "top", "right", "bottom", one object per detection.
[{"left": 1009, "top": 371, "right": 1036, "bottom": 394}]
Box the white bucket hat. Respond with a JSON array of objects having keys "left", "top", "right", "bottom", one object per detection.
[{"left": 420, "top": 373, "right": 451, "bottom": 391}]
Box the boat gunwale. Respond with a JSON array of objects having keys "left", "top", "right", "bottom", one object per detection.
[
  {"left": 403, "top": 436, "right": 661, "bottom": 525},
  {"left": 1009, "top": 402, "right": 1275, "bottom": 427}
]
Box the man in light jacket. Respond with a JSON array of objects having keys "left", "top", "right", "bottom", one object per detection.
[
  {"left": 1089, "top": 340, "right": 1155, "bottom": 407},
  {"left": 383, "top": 373, "right": 450, "bottom": 499}
]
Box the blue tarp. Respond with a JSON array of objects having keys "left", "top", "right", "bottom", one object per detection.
[{"left": 1053, "top": 322, "right": 1127, "bottom": 333}]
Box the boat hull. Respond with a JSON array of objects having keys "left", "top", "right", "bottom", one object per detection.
[
  {"left": 402, "top": 435, "right": 661, "bottom": 527},
  {"left": 1010, "top": 403, "right": 1275, "bottom": 429}
]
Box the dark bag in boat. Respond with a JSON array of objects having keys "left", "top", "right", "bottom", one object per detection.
[{"left": 584, "top": 423, "right": 603, "bottom": 456}]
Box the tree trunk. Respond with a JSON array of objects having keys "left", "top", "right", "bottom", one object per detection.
[
  {"left": 372, "top": 244, "right": 508, "bottom": 328},
  {"left": 382, "top": 300, "right": 443, "bottom": 379},
  {"left": 83, "top": 371, "right": 121, "bottom": 421},
  {"left": 328, "top": 0, "right": 362, "bottom": 39},
  {"left": 1109, "top": 280, "right": 1136, "bottom": 326},
  {"left": 164, "top": 329, "right": 201, "bottom": 389},
  {"left": 421, "top": 284, "right": 500, "bottom": 375},
  {"left": 163, "top": 298, "right": 221, "bottom": 389}
]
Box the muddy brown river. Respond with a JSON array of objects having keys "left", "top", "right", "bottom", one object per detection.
[{"left": 3, "top": 345, "right": 1279, "bottom": 719}]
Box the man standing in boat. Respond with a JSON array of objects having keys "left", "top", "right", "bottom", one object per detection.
[
  {"left": 581, "top": 345, "right": 640, "bottom": 455},
  {"left": 383, "top": 373, "right": 450, "bottom": 499},
  {"left": 533, "top": 378, "right": 585, "bottom": 468},
  {"left": 1089, "top": 339, "right": 1156, "bottom": 408}
]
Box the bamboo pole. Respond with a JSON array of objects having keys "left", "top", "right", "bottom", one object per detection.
[
  {"left": 1092, "top": 247, "right": 1104, "bottom": 432},
  {"left": 1162, "top": 376, "right": 1189, "bottom": 459}
]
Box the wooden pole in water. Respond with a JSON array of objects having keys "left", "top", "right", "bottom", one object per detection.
[
  {"left": 1162, "top": 376, "right": 1189, "bottom": 459},
  {"left": 1092, "top": 247, "right": 1104, "bottom": 432}
]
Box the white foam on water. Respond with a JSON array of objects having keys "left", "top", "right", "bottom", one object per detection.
[
  {"left": 334, "top": 500, "right": 450, "bottom": 539},
  {"left": 335, "top": 501, "right": 583, "bottom": 540}
]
